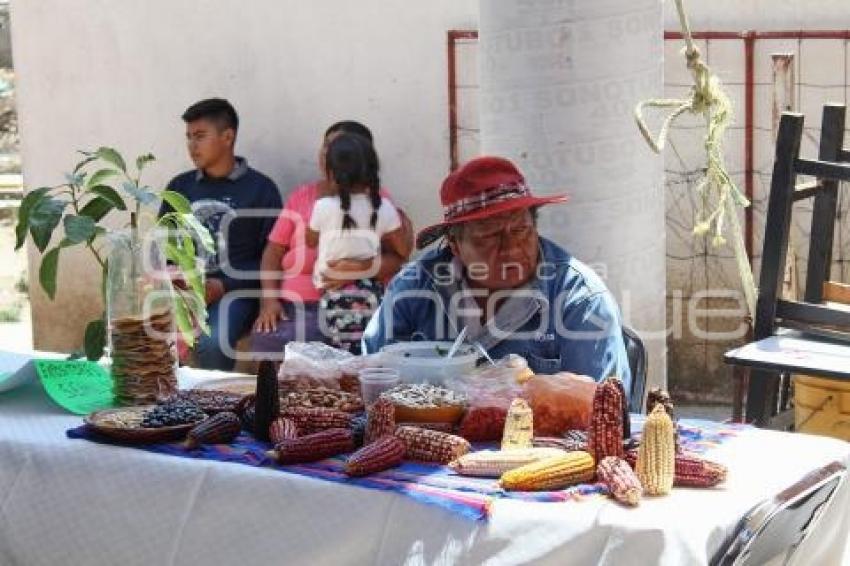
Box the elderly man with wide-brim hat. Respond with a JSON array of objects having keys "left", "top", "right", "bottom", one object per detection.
[{"left": 363, "top": 156, "right": 631, "bottom": 390}]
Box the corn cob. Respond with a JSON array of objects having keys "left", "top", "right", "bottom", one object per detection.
[
  {"left": 673, "top": 454, "right": 727, "bottom": 487},
  {"left": 394, "top": 425, "right": 470, "bottom": 464},
  {"left": 625, "top": 450, "right": 727, "bottom": 488},
  {"left": 636, "top": 406, "right": 675, "bottom": 495},
  {"left": 269, "top": 417, "right": 299, "bottom": 444},
  {"left": 645, "top": 388, "right": 680, "bottom": 452},
  {"left": 587, "top": 377, "right": 627, "bottom": 463},
  {"left": 267, "top": 428, "right": 354, "bottom": 464},
  {"left": 597, "top": 456, "right": 642, "bottom": 506},
  {"left": 281, "top": 407, "right": 352, "bottom": 435},
  {"left": 449, "top": 447, "right": 567, "bottom": 478},
  {"left": 365, "top": 398, "right": 396, "bottom": 444},
  {"left": 499, "top": 451, "right": 595, "bottom": 491},
  {"left": 344, "top": 435, "right": 406, "bottom": 477},
  {"left": 183, "top": 412, "right": 242, "bottom": 449}
]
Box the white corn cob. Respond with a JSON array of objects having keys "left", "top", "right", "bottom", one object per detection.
[{"left": 449, "top": 447, "right": 568, "bottom": 477}]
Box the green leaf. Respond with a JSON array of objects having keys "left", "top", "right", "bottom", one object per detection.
[
  {"left": 172, "top": 296, "right": 195, "bottom": 348},
  {"left": 89, "top": 184, "right": 127, "bottom": 211},
  {"left": 39, "top": 247, "right": 60, "bottom": 300},
  {"left": 122, "top": 181, "right": 157, "bottom": 205},
  {"left": 85, "top": 168, "right": 118, "bottom": 189},
  {"left": 180, "top": 213, "right": 215, "bottom": 252},
  {"left": 63, "top": 215, "right": 97, "bottom": 243},
  {"left": 15, "top": 187, "right": 51, "bottom": 250},
  {"left": 78, "top": 197, "right": 113, "bottom": 223},
  {"left": 29, "top": 196, "right": 67, "bottom": 252},
  {"left": 160, "top": 190, "right": 192, "bottom": 215},
  {"left": 166, "top": 241, "right": 204, "bottom": 298},
  {"left": 84, "top": 318, "right": 106, "bottom": 361},
  {"left": 65, "top": 172, "right": 85, "bottom": 187},
  {"left": 95, "top": 147, "right": 126, "bottom": 172},
  {"left": 72, "top": 154, "right": 98, "bottom": 174},
  {"left": 136, "top": 153, "right": 155, "bottom": 172}
]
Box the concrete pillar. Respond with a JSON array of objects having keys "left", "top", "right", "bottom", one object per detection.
[{"left": 478, "top": 0, "right": 667, "bottom": 389}]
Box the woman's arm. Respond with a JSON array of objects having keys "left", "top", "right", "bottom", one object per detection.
[
  {"left": 305, "top": 228, "right": 320, "bottom": 248},
  {"left": 253, "top": 241, "right": 287, "bottom": 333}
]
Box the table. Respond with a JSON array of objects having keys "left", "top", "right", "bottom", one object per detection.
[{"left": 1, "top": 358, "right": 849, "bottom": 565}]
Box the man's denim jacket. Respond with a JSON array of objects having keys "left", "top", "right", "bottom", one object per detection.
[{"left": 363, "top": 237, "right": 632, "bottom": 392}]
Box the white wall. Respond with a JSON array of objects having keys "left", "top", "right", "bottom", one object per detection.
[{"left": 10, "top": 0, "right": 477, "bottom": 350}]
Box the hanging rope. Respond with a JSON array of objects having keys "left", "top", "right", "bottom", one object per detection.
[{"left": 635, "top": 0, "right": 757, "bottom": 320}]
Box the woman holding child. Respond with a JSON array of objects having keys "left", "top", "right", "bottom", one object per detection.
[{"left": 250, "top": 121, "right": 412, "bottom": 356}]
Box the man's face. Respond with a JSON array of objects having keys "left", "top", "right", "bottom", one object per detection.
[
  {"left": 185, "top": 118, "right": 234, "bottom": 171},
  {"left": 448, "top": 208, "right": 540, "bottom": 291}
]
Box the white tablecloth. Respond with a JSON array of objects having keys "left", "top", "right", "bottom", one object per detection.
[{"left": 1, "top": 358, "right": 849, "bottom": 566}]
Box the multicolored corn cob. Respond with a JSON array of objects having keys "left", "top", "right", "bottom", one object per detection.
[
  {"left": 394, "top": 425, "right": 470, "bottom": 464},
  {"left": 597, "top": 456, "right": 642, "bottom": 506},
  {"left": 587, "top": 377, "right": 627, "bottom": 462},
  {"left": 280, "top": 407, "right": 352, "bottom": 435},
  {"left": 267, "top": 428, "right": 354, "bottom": 464},
  {"left": 344, "top": 435, "right": 406, "bottom": 477},
  {"left": 183, "top": 412, "right": 242, "bottom": 449},
  {"left": 499, "top": 450, "right": 595, "bottom": 491},
  {"left": 449, "top": 447, "right": 567, "bottom": 478},
  {"left": 636, "top": 406, "right": 675, "bottom": 495},
  {"left": 365, "top": 398, "right": 396, "bottom": 444},
  {"left": 625, "top": 450, "right": 728, "bottom": 488}
]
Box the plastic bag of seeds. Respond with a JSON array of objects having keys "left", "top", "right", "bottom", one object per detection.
[
  {"left": 522, "top": 372, "right": 597, "bottom": 436},
  {"left": 278, "top": 342, "right": 354, "bottom": 391},
  {"left": 446, "top": 357, "right": 525, "bottom": 441}
]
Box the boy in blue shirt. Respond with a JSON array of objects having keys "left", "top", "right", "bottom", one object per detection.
[{"left": 163, "top": 98, "right": 282, "bottom": 370}]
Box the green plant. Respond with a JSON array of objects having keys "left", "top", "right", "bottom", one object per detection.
[{"left": 14, "top": 147, "right": 212, "bottom": 360}]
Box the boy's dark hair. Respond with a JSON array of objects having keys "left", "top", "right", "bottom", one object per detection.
[
  {"left": 324, "top": 133, "right": 381, "bottom": 230},
  {"left": 325, "top": 120, "right": 373, "bottom": 143},
  {"left": 182, "top": 98, "right": 239, "bottom": 134}
]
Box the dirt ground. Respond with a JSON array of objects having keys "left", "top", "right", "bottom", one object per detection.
[{"left": 0, "top": 208, "right": 33, "bottom": 351}]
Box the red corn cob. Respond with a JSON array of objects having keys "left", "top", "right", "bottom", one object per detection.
[
  {"left": 597, "top": 456, "right": 642, "bottom": 506},
  {"left": 625, "top": 449, "right": 727, "bottom": 488},
  {"left": 268, "top": 428, "right": 354, "bottom": 464},
  {"left": 344, "top": 435, "right": 406, "bottom": 477},
  {"left": 280, "top": 407, "right": 352, "bottom": 435},
  {"left": 365, "top": 398, "right": 396, "bottom": 445},
  {"left": 586, "top": 377, "right": 627, "bottom": 463}
]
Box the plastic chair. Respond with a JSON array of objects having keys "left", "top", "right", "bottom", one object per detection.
[
  {"left": 622, "top": 325, "right": 647, "bottom": 413},
  {"left": 711, "top": 461, "right": 847, "bottom": 566}
]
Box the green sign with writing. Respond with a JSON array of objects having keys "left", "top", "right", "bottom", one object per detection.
[{"left": 35, "top": 360, "right": 116, "bottom": 415}]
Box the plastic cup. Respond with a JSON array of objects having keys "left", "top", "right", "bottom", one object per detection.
[{"left": 359, "top": 368, "right": 400, "bottom": 406}]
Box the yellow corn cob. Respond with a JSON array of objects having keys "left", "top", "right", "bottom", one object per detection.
[
  {"left": 636, "top": 405, "right": 675, "bottom": 495},
  {"left": 499, "top": 451, "right": 595, "bottom": 491},
  {"left": 449, "top": 447, "right": 568, "bottom": 478}
]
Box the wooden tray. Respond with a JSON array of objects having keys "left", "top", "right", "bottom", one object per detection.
[{"left": 84, "top": 406, "right": 206, "bottom": 444}]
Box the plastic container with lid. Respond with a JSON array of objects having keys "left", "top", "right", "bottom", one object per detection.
[
  {"left": 359, "top": 368, "right": 400, "bottom": 406},
  {"left": 380, "top": 341, "right": 479, "bottom": 385}
]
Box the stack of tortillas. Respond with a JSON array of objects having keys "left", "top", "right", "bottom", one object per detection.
[{"left": 110, "top": 308, "right": 177, "bottom": 404}]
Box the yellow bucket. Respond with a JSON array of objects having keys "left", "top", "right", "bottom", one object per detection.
[{"left": 794, "top": 374, "right": 850, "bottom": 441}]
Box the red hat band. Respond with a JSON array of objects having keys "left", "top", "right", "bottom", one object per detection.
[{"left": 443, "top": 182, "right": 532, "bottom": 222}]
